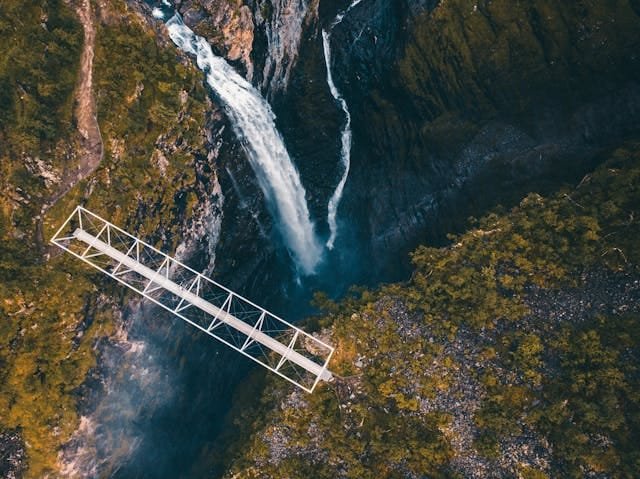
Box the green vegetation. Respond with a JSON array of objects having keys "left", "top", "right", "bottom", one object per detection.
[
  {"left": 0, "top": 0, "right": 81, "bottom": 234},
  {"left": 0, "top": 2, "right": 86, "bottom": 469},
  {"left": 0, "top": 0, "right": 82, "bottom": 158},
  {"left": 2, "top": 1, "right": 639, "bottom": 477},
  {"left": 400, "top": 0, "right": 640, "bottom": 121},
  {"left": 224, "top": 143, "right": 640, "bottom": 478},
  {"left": 535, "top": 314, "right": 640, "bottom": 477},
  {"left": 391, "top": 0, "right": 640, "bottom": 183},
  {"left": 0, "top": 1, "right": 212, "bottom": 476},
  {"left": 60, "top": 10, "right": 211, "bottom": 234}
]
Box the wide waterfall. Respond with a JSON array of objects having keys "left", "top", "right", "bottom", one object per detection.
[
  {"left": 163, "top": 12, "right": 322, "bottom": 275},
  {"left": 322, "top": 0, "right": 363, "bottom": 249}
]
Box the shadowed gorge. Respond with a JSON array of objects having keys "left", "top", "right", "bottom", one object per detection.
[
  {"left": 1, "top": 0, "right": 639, "bottom": 478},
  {"left": 323, "top": 0, "right": 640, "bottom": 278}
]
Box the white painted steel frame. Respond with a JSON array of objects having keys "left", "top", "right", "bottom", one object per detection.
[{"left": 50, "top": 206, "right": 334, "bottom": 393}]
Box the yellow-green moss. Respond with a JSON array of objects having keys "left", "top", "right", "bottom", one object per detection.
[
  {"left": 0, "top": 0, "right": 212, "bottom": 475},
  {"left": 224, "top": 143, "right": 640, "bottom": 478}
]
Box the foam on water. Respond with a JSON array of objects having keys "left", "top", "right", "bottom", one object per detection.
[
  {"left": 322, "top": 0, "right": 364, "bottom": 249},
  {"left": 166, "top": 13, "right": 322, "bottom": 274}
]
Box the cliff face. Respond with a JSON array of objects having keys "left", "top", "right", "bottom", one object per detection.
[
  {"left": 176, "top": 0, "right": 255, "bottom": 77},
  {"left": 323, "top": 0, "right": 640, "bottom": 278},
  {"left": 175, "top": 0, "right": 323, "bottom": 97}
]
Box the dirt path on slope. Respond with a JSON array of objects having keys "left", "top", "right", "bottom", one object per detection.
[
  {"left": 45, "top": 0, "right": 103, "bottom": 211},
  {"left": 72, "top": 0, "right": 103, "bottom": 177},
  {"left": 40, "top": 0, "right": 103, "bottom": 250}
]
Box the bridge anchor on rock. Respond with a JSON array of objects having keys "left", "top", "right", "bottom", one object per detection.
[{"left": 51, "top": 206, "right": 334, "bottom": 393}]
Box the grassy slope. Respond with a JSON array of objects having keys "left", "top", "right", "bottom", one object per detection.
[
  {"left": 0, "top": 1, "right": 211, "bottom": 476},
  {"left": 224, "top": 143, "right": 640, "bottom": 478}
]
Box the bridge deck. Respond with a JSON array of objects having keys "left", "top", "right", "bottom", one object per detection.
[{"left": 51, "top": 206, "right": 334, "bottom": 393}]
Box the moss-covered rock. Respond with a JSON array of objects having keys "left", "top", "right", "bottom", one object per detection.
[
  {"left": 327, "top": 0, "right": 640, "bottom": 278},
  {"left": 222, "top": 143, "right": 640, "bottom": 478},
  {"left": 0, "top": 0, "right": 217, "bottom": 475}
]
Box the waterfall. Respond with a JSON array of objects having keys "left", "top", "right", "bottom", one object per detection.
[
  {"left": 163, "top": 12, "right": 322, "bottom": 275},
  {"left": 322, "top": 0, "right": 363, "bottom": 250}
]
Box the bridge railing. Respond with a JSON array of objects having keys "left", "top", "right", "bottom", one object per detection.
[{"left": 51, "top": 206, "right": 334, "bottom": 393}]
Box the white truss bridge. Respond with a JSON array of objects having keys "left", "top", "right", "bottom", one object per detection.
[{"left": 51, "top": 206, "right": 334, "bottom": 393}]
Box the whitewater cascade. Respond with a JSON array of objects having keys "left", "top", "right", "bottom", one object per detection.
[
  {"left": 163, "top": 12, "right": 322, "bottom": 274},
  {"left": 322, "top": 0, "right": 363, "bottom": 249}
]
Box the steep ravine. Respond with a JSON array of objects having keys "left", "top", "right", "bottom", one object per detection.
[
  {"left": 209, "top": 0, "right": 640, "bottom": 475},
  {"left": 57, "top": 0, "right": 640, "bottom": 476},
  {"left": 3, "top": 0, "right": 640, "bottom": 477},
  {"left": 312, "top": 0, "right": 640, "bottom": 279},
  {"left": 56, "top": 1, "right": 330, "bottom": 476}
]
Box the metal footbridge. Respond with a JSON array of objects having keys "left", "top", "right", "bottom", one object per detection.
[{"left": 51, "top": 206, "right": 334, "bottom": 392}]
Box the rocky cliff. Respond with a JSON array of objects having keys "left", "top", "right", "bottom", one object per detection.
[
  {"left": 176, "top": 0, "right": 255, "bottom": 76},
  {"left": 315, "top": 0, "right": 640, "bottom": 278}
]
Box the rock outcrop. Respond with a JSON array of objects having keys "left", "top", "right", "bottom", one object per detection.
[{"left": 176, "top": 0, "right": 255, "bottom": 77}]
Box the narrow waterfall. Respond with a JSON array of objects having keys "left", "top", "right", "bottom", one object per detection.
[
  {"left": 322, "top": 0, "right": 363, "bottom": 250},
  {"left": 161, "top": 12, "right": 322, "bottom": 275}
]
